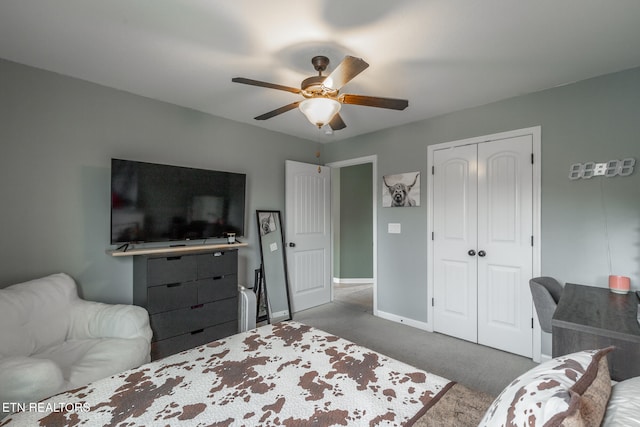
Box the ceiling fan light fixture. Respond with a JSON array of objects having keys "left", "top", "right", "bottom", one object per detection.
[
  {"left": 299, "top": 98, "right": 341, "bottom": 128},
  {"left": 232, "top": 55, "right": 406, "bottom": 131}
]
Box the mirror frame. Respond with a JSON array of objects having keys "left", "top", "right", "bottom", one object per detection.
[{"left": 255, "top": 210, "right": 293, "bottom": 323}]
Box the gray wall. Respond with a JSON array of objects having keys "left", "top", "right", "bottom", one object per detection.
[
  {"left": 0, "top": 58, "right": 318, "bottom": 303},
  {"left": 339, "top": 163, "right": 373, "bottom": 279},
  {"left": 2, "top": 57, "right": 638, "bottom": 328},
  {"left": 324, "top": 67, "right": 640, "bottom": 324}
]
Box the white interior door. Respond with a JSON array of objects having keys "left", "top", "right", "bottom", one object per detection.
[
  {"left": 432, "top": 135, "right": 534, "bottom": 357},
  {"left": 433, "top": 145, "right": 478, "bottom": 342},
  {"left": 477, "top": 136, "right": 533, "bottom": 356},
  {"left": 285, "top": 160, "right": 331, "bottom": 313}
]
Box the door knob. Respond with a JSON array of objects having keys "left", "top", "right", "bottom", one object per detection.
[
  {"left": 468, "top": 250, "right": 476, "bottom": 256},
  {"left": 288, "top": 242, "right": 296, "bottom": 247},
  {"left": 478, "top": 250, "right": 486, "bottom": 257}
]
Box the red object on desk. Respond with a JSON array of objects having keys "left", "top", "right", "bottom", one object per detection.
[{"left": 609, "top": 275, "right": 630, "bottom": 294}]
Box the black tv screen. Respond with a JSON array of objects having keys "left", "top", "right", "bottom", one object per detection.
[{"left": 110, "top": 159, "right": 246, "bottom": 244}]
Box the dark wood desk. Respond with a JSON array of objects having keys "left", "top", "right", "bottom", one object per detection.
[{"left": 552, "top": 283, "right": 640, "bottom": 381}]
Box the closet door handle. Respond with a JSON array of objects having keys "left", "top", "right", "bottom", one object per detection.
[
  {"left": 478, "top": 250, "right": 486, "bottom": 257},
  {"left": 468, "top": 250, "right": 476, "bottom": 256}
]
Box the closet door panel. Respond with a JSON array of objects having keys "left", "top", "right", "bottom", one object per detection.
[
  {"left": 433, "top": 145, "right": 478, "bottom": 343},
  {"left": 477, "top": 135, "right": 533, "bottom": 357}
]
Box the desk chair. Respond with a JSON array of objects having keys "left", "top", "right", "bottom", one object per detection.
[{"left": 529, "top": 277, "right": 564, "bottom": 333}]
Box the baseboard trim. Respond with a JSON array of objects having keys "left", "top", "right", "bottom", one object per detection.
[
  {"left": 376, "top": 310, "right": 430, "bottom": 331},
  {"left": 333, "top": 278, "right": 373, "bottom": 285},
  {"left": 540, "top": 353, "right": 552, "bottom": 363}
]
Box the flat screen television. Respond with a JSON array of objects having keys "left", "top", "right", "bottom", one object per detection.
[{"left": 110, "top": 159, "right": 246, "bottom": 244}]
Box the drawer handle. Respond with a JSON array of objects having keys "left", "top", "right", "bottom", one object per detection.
[
  {"left": 191, "top": 304, "right": 204, "bottom": 310},
  {"left": 213, "top": 252, "right": 223, "bottom": 257},
  {"left": 190, "top": 329, "right": 204, "bottom": 335},
  {"left": 212, "top": 275, "right": 224, "bottom": 281},
  {"left": 166, "top": 283, "right": 182, "bottom": 288},
  {"left": 167, "top": 256, "right": 182, "bottom": 261}
]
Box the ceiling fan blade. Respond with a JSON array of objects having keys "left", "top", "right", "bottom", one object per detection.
[
  {"left": 329, "top": 113, "right": 346, "bottom": 131},
  {"left": 323, "top": 56, "right": 369, "bottom": 90},
  {"left": 340, "top": 94, "right": 409, "bottom": 110},
  {"left": 254, "top": 102, "right": 301, "bottom": 120},
  {"left": 232, "top": 77, "right": 301, "bottom": 94}
]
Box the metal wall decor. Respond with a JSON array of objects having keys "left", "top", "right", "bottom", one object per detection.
[{"left": 569, "top": 158, "right": 635, "bottom": 180}]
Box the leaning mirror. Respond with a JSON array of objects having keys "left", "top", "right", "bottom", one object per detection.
[{"left": 256, "top": 210, "right": 292, "bottom": 323}]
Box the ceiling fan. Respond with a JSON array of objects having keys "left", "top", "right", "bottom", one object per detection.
[{"left": 232, "top": 55, "right": 409, "bottom": 130}]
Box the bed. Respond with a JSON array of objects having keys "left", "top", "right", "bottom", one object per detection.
[
  {"left": 0, "top": 321, "right": 493, "bottom": 426},
  {"left": 5, "top": 320, "right": 635, "bottom": 427}
]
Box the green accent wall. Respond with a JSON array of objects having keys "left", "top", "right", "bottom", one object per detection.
[{"left": 339, "top": 163, "right": 373, "bottom": 279}]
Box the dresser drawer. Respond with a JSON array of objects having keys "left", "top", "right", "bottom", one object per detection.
[
  {"left": 147, "top": 255, "right": 197, "bottom": 286},
  {"left": 197, "top": 275, "right": 237, "bottom": 304},
  {"left": 196, "top": 250, "right": 237, "bottom": 278},
  {"left": 150, "top": 320, "right": 238, "bottom": 360},
  {"left": 150, "top": 297, "right": 238, "bottom": 341},
  {"left": 146, "top": 281, "right": 198, "bottom": 314}
]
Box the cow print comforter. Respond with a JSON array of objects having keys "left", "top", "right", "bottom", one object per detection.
[{"left": 1, "top": 321, "right": 458, "bottom": 426}]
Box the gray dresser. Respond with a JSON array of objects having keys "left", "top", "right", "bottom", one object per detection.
[{"left": 133, "top": 249, "right": 238, "bottom": 360}]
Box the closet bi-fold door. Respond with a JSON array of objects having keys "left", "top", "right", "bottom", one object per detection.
[{"left": 433, "top": 135, "right": 533, "bottom": 357}]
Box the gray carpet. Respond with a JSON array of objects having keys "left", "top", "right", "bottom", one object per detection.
[{"left": 294, "top": 285, "right": 537, "bottom": 397}]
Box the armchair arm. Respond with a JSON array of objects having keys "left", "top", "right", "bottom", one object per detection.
[
  {"left": 68, "top": 301, "right": 152, "bottom": 342},
  {"left": 0, "top": 357, "right": 64, "bottom": 405}
]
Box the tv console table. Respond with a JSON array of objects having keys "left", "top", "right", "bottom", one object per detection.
[
  {"left": 109, "top": 243, "right": 248, "bottom": 360},
  {"left": 107, "top": 242, "right": 248, "bottom": 257}
]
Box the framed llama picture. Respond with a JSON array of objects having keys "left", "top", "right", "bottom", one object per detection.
[{"left": 382, "top": 172, "right": 420, "bottom": 207}]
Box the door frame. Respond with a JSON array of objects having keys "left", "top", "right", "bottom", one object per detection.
[
  {"left": 426, "top": 126, "right": 542, "bottom": 361},
  {"left": 326, "top": 155, "right": 378, "bottom": 316}
]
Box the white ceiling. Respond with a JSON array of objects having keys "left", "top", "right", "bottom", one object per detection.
[{"left": 1, "top": 1, "right": 640, "bottom": 142}]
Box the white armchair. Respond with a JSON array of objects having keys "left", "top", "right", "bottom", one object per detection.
[{"left": 0, "top": 273, "right": 152, "bottom": 416}]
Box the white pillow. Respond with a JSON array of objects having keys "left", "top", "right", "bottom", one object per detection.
[
  {"left": 603, "top": 376, "right": 640, "bottom": 427},
  {"left": 479, "top": 347, "right": 612, "bottom": 426}
]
